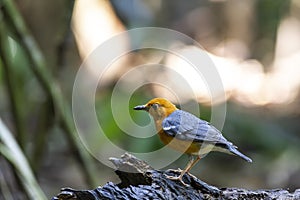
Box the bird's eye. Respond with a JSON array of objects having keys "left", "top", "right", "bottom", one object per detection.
[{"left": 152, "top": 103, "right": 159, "bottom": 109}]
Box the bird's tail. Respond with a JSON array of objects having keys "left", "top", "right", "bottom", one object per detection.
[{"left": 228, "top": 145, "right": 252, "bottom": 162}]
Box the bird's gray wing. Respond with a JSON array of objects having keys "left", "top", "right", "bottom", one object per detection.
[{"left": 162, "top": 110, "right": 230, "bottom": 144}]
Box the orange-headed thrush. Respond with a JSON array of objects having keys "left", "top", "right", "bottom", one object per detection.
[{"left": 134, "top": 98, "right": 252, "bottom": 185}]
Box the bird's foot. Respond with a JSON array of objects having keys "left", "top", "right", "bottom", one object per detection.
[
  {"left": 164, "top": 173, "right": 190, "bottom": 187},
  {"left": 186, "top": 172, "right": 197, "bottom": 179},
  {"left": 165, "top": 168, "right": 182, "bottom": 173}
]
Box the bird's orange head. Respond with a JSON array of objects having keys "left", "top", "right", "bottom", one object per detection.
[{"left": 134, "top": 98, "right": 178, "bottom": 120}]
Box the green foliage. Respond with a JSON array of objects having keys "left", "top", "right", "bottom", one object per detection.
[{"left": 0, "top": 0, "right": 299, "bottom": 197}]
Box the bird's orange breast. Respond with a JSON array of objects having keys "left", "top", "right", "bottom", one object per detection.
[{"left": 158, "top": 130, "right": 201, "bottom": 155}]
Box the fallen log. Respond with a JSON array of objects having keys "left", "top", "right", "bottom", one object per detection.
[{"left": 52, "top": 153, "right": 300, "bottom": 200}]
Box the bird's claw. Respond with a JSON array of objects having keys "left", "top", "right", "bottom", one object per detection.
[
  {"left": 164, "top": 174, "right": 180, "bottom": 180},
  {"left": 165, "top": 168, "right": 182, "bottom": 173},
  {"left": 164, "top": 174, "right": 190, "bottom": 187}
]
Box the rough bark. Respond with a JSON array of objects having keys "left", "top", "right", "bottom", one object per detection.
[{"left": 52, "top": 153, "right": 300, "bottom": 200}]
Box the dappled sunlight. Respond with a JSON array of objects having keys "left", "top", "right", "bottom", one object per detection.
[
  {"left": 149, "top": 16, "right": 300, "bottom": 107},
  {"left": 72, "top": 0, "right": 130, "bottom": 84},
  {"left": 2, "top": 1, "right": 300, "bottom": 197},
  {"left": 72, "top": 0, "right": 126, "bottom": 58},
  {"left": 72, "top": 1, "right": 300, "bottom": 109}
]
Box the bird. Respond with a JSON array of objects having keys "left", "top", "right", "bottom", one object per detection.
[{"left": 134, "top": 97, "right": 252, "bottom": 186}]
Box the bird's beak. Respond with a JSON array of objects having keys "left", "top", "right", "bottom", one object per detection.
[{"left": 134, "top": 104, "right": 148, "bottom": 111}]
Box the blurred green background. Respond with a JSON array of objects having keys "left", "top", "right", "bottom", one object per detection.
[{"left": 1, "top": 0, "right": 300, "bottom": 199}]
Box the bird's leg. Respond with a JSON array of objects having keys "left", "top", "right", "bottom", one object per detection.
[
  {"left": 165, "top": 155, "right": 201, "bottom": 186},
  {"left": 186, "top": 156, "right": 200, "bottom": 175}
]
